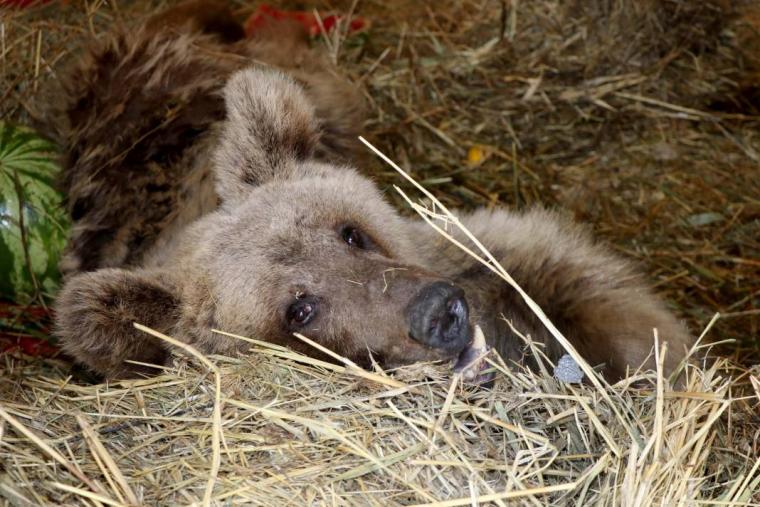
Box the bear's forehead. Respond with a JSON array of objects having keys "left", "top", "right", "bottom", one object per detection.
[
  {"left": 209, "top": 170, "right": 417, "bottom": 264},
  {"left": 234, "top": 180, "right": 393, "bottom": 230}
]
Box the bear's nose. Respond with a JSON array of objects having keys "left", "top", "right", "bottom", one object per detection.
[{"left": 407, "top": 281, "right": 471, "bottom": 351}]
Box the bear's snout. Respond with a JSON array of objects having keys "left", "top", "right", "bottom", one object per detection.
[{"left": 406, "top": 281, "right": 471, "bottom": 352}]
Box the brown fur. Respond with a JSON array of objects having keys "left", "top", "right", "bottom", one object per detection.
[
  {"left": 44, "top": 2, "right": 364, "bottom": 277},
  {"left": 51, "top": 2, "right": 693, "bottom": 381}
]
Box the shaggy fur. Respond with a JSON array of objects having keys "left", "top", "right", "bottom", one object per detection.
[
  {"left": 52, "top": 2, "right": 693, "bottom": 380},
  {"left": 44, "top": 0, "right": 364, "bottom": 277}
]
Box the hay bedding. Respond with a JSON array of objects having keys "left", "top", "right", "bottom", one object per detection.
[
  {"left": 0, "top": 325, "right": 758, "bottom": 505},
  {"left": 1, "top": 0, "right": 759, "bottom": 505}
]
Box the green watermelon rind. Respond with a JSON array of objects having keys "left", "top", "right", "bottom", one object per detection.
[{"left": 0, "top": 122, "right": 69, "bottom": 304}]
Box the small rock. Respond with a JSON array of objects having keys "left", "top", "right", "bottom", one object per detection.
[{"left": 554, "top": 354, "right": 584, "bottom": 383}]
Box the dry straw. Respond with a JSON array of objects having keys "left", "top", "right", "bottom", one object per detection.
[{"left": 0, "top": 309, "right": 757, "bottom": 505}]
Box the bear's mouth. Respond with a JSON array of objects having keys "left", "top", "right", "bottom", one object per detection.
[{"left": 452, "top": 325, "right": 494, "bottom": 385}]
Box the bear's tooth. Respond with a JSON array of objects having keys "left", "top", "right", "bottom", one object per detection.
[{"left": 453, "top": 325, "right": 494, "bottom": 385}]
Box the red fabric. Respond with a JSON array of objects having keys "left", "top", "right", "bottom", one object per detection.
[
  {"left": 1, "top": 335, "right": 59, "bottom": 358},
  {"left": 1, "top": 303, "right": 59, "bottom": 358},
  {"left": 245, "top": 4, "right": 367, "bottom": 38},
  {"left": 0, "top": 0, "right": 54, "bottom": 7}
]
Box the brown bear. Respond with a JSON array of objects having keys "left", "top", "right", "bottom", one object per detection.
[{"left": 49, "top": 2, "right": 693, "bottom": 381}]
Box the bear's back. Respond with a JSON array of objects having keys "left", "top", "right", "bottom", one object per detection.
[{"left": 47, "top": 5, "right": 365, "bottom": 278}]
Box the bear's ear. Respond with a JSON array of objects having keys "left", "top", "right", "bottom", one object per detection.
[
  {"left": 214, "top": 68, "right": 320, "bottom": 204},
  {"left": 55, "top": 268, "right": 181, "bottom": 379}
]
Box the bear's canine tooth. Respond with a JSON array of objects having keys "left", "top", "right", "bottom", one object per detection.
[{"left": 453, "top": 325, "right": 494, "bottom": 385}]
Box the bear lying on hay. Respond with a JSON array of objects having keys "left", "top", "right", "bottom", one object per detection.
[{"left": 49, "top": 1, "right": 693, "bottom": 381}]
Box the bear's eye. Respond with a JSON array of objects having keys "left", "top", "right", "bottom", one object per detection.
[
  {"left": 286, "top": 296, "right": 318, "bottom": 327},
  {"left": 341, "top": 226, "right": 366, "bottom": 249}
]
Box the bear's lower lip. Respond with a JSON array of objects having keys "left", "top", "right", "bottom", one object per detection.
[{"left": 452, "top": 325, "right": 494, "bottom": 385}]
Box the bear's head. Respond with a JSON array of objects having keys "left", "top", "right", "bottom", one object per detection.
[
  {"left": 56, "top": 68, "right": 476, "bottom": 377},
  {"left": 175, "top": 68, "right": 473, "bottom": 368}
]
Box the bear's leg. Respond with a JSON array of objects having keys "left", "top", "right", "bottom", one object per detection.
[
  {"left": 551, "top": 287, "right": 693, "bottom": 381},
  {"left": 55, "top": 269, "right": 181, "bottom": 379},
  {"left": 454, "top": 208, "right": 693, "bottom": 381}
]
